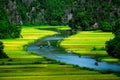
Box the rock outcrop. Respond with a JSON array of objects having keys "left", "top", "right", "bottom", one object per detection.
[{"left": 5, "top": 0, "right": 23, "bottom": 26}]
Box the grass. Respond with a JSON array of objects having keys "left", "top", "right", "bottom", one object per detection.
[{"left": 0, "top": 26, "right": 120, "bottom": 80}]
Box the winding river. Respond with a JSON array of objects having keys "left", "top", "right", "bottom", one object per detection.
[{"left": 27, "top": 36, "right": 120, "bottom": 72}]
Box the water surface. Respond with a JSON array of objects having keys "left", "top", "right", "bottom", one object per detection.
[{"left": 27, "top": 36, "right": 120, "bottom": 72}]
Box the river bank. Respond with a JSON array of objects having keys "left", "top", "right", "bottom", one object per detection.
[{"left": 27, "top": 31, "right": 120, "bottom": 72}]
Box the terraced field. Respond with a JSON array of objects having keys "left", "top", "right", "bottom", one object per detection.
[{"left": 0, "top": 26, "right": 120, "bottom": 80}]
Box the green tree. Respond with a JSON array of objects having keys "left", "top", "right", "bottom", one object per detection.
[
  {"left": 0, "top": 0, "right": 22, "bottom": 39},
  {"left": 68, "top": 0, "right": 120, "bottom": 31},
  {"left": 44, "top": 0, "right": 64, "bottom": 25},
  {"left": 113, "top": 19, "right": 120, "bottom": 35},
  {"left": 106, "top": 19, "right": 120, "bottom": 58}
]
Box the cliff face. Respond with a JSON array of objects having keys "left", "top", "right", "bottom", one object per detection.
[
  {"left": 18, "top": 0, "right": 46, "bottom": 25},
  {"left": 1, "top": 0, "right": 120, "bottom": 26},
  {"left": 3, "top": 0, "right": 72, "bottom": 25},
  {"left": 1, "top": 0, "right": 47, "bottom": 25},
  {"left": 5, "top": 0, "right": 23, "bottom": 26}
]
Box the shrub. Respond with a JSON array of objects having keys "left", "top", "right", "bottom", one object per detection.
[
  {"left": 50, "top": 20, "right": 60, "bottom": 26},
  {"left": 92, "top": 46, "right": 97, "bottom": 51},
  {"left": 105, "top": 19, "right": 120, "bottom": 59},
  {"left": 105, "top": 36, "right": 120, "bottom": 58},
  {"left": 113, "top": 19, "right": 120, "bottom": 35},
  {"left": 0, "top": 41, "right": 8, "bottom": 58},
  {"left": 112, "top": 42, "right": 120, "bottom": 58},
  {"left": 101, "top": 21, "right": 113, "bottom": 32}
]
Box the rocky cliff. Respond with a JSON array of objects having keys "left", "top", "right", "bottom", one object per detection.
[
  {"left": 1, "top": 0, "right": 120, "bottom": 27},
  {"left": 2, "top": 0, "right": 73, "bottom": 26},
  {"left": 5, "top": 0, "right": 23, "bottom": 26}
]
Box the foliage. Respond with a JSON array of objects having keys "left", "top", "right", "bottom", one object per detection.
[
  {"left": 106, "top": 19, "right": 120, "bottom": 59},
  {"left": 70, "top": 11, "right": 91, "bottom": 31},
  {"left": 69, "top": 0, "right": 120, "bottom": 31},
  {"left": 44, "top": 0, "right": 72, "bottom": 26},
  {"left": 113, "top": 18, "right": 120, "bottom": 35},
  {"left": 0, "top": 21, "right": 22, "bottom": 39},
  {"left": 1, "top": 0, "right": 120, "bottom": 28},
  {"left": 106, "top": 36, "right": 120, "bottom": 58},
  {"left": 15, "top": 0, "right": 74, "bottom": 26},
  {"left": 100, "top": 21, "right": 113, "bottom": 32},
  {"left": 113, "top": 42, "right": 120, "bottom": 58},
  {"left": 0, "top": 0, "right": 22, "bottom": 39},
  {"left": 0, "top": 41, "right": 8, "bottom": 58},
  {"left": 16, "top": 0, "right": 28, "bottom": 24}
]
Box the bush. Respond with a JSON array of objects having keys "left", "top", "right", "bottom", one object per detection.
[
  {"left": 101, "top": 21, "right": 113, "bottom": 32},
  {"left": 69, "top": 11, "right": 91, "bottom": 31},
  {"left": 50, "top": 20, "right": 60, "bottom": 26},
  {"left": 106, "top": 39, "right": 116, "bottom": 57},
  {"left": 0, "top": 20, "right": 21, "bottom": 39},
  {"left": 0, "top": 41, "right": 8, "bottom": 58},
  {"left": 76, "top": 12, "right": 90, "bottom": 31},
  {"left": 0, "top": 41, "right": 4, "bottom": 50},
  {"left": 105, "top": 36, "right": 120, "bottom": 58},
  {"left": 105, "top": 18, "right": 120, "bottom": 59},
  {"left": 113, "top": 19, "right": 120, "bottom": 35},
  {"left": 113, "top": 42, "right": 120, "bottom": 58},
  {"left": 92, "top": 46, "right": 97, "bottom": 51}
]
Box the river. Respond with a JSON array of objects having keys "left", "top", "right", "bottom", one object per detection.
[{"left": 27, "top": 36, "right": 120, "bottom": 72}]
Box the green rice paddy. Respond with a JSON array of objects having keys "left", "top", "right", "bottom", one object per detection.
[
  {"left": 61, "top": 31, "right": 114, "bottom": 55},
  {"left": 0, "top": 26, "right": 120, "bottom": 80},
  {"left": 60, "top": 31, "right": 120, "bottom": 63}
]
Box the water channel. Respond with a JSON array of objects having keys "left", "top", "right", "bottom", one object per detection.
[{"left": 27, "top": 36, "right": 120, "bottom": 72}]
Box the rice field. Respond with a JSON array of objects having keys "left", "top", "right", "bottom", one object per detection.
[
  {"left": 1, "top": 64, "right": 120, "bottom": 80},
  {"left": 0, "top": 26, "right": 120, "bottom": 80},
  {"left": 60, "top": 31, "right": 120, "bottom": 63},
  {"left": 61, "top": 31, "right": 113, "bottom": 55}
]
